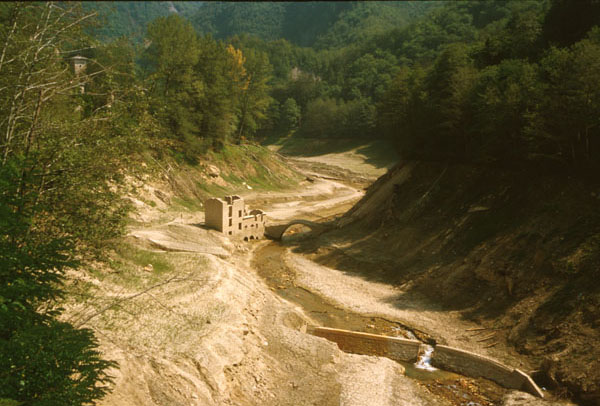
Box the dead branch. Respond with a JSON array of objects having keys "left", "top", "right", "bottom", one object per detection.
[
  {"left": 476, "top": 333, "right": 497, "bottom": 342},
  {"left": 0, "top": 3, "right": 22, "bottom": 74}
]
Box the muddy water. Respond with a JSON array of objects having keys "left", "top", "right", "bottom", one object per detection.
[{"left": 253, "top": 241, "right": 509, "bottom": 405}]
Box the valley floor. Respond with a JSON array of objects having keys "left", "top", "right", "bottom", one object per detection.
[{"left": 64, "top": 144, "right": 577, "bottom": 406}]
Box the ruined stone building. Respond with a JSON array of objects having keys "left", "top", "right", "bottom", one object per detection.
[
  {"left": 205, "top": 195, "right": 266, "bottom": 240},
  {"left": 70, "top": 55, "right": 87, "bottom": 94},
  {"left": 71, "top": 55, "right": 87, "bottom": 75}
]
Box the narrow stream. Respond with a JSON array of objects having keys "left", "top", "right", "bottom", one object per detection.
[{"left": 253, "top": 241, "right": 509, "bottom": 405}]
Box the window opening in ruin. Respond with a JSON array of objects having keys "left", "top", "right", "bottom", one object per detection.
[
  {"left": 238, "top": 210, "right": 242, "bottom": 217},
  {"left": 229, "top": 219, "right": 232, "bottom": 226},
  {"left": 228, "top": 231, "right": 232, "bottom": 235},
  {"left": 229, "top": 206, "right": 232, "bottom": 217},
  {"left": 238, "top": 223, "right": 242, "bottom": 230}
]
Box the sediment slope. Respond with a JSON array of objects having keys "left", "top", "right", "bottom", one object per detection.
[
  {"left": 61, "top": 152, "right": 442, "bottom": 406},
  {"left": 312, "top": 161, "right": 600, "bottom": 404}
]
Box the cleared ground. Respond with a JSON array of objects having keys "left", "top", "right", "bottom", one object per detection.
[{"left": 62, "top": 141, "right": 573, "bottom": 406}]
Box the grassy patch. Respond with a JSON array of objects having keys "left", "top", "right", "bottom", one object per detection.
[
  {"left": 106, "top": 243, "right": 174, "bottom": 288},
  {"left": 268, "top": 136, "right": 367, "bottom": 156},
  {"left": 194, "top": 181, "right": 231, "bottom": 198},
  {"left": 150, "top": 142, "right": 301, "bottom": 215},
  {"left": 138, "top": 196, "right": 157, "bottom": 207},
  {"left": 172, "top": 196, "right": 204, "bottom": 212},
  {"left": 199, "top": 143, "right": 301, "bottom": 195}
]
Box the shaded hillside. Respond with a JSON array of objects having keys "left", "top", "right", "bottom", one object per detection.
[
  {"left": 312, "top": 162, "right": 600, "bottom": 404},
  {"left": 83, "top": 1, "right": 204, "bottom": 41},
  {"left": 188, "top": 2, "right": 438, "bottom": 47}
]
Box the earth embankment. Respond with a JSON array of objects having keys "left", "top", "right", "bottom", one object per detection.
[
  {"left": 302, "top": 160, "right": 600, "bottom": 404},
  {"left": 62, "top": 144, "right": 446, "bottom": 406},
  {"left": 62, "top": 141, "right": 582, "bottom": 406}
]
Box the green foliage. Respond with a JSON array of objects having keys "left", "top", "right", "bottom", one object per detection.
[
  {"left": 194, "top": 38, "right": 246, "bottom": 150},
  {"left": 375, "top": 4, "right": 478, "bottom": 65},
  {"left": 377, "top": 66, "right": 427, "bottom": 152},
  {"left": 280, "top": 98, "right": 301, "bottom": 131},
  {"left": 82, "top": 2, "right": 204, "bottom": 43},
  {"left": 469, "top": 59, "right": 540, "bottom": 161},
  {"left": 144, "top": 14, "right": 200, "bottom": 94},
  {"left": 374, "top": 0, "right": 600, "bottom": 171},
  {"left": 300, "top": 98, "right": 341, "bottom": 138},
  {"left": 344, "top": 50, "right": 399, "bottom": 100},
  {"left": 188, "top": 2, "right": 437, "bottom": 48},
  {"left": 190, "top": 2, "right": 342, "bottom": 46},
  {"left": 233, "top": 47, "right": 274, "bottom": 142},
  {"left": 313, "top": 2, "right": 435, "bottom": 50},
  {"left": 191, "top": 2, "right": 287, "bottom": 43},
  {"left": 425, "top": 44, "right": 478, "bottom": 157},
  {"left": 0, "top": 3, "right": 147, "bottom": 405},
  {"left": 300, "top": 97, "right": 375, "bottom": 139},
  {"left": 475, "top": 5, "right": 545, "bottom": 66},
  {"left": 143, "top": 14, "right": 205, "bottom": 158},
  {"left": 140, "top": 15, "right": 263, "bottom": 159},
  {"left": 535, "top": 29, "right": 600, "bottom": 166},
  {"left": 0, "top": 321, "right": 116, "bottom": 406}
]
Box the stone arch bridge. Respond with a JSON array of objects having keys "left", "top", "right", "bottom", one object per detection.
[{"left": 265, "top": 220, "right": 331, "bottom": 240}]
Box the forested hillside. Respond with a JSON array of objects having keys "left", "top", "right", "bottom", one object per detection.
[
  {"left": 186, "top": 0, "right": 600, "bottom": 172},
  {"left": 189, "top": 2, "right": 436, "bottom": 48},
  {"left": 83, "top": 1, "right": 203, "bottom": 41},
  {"left": 376, "top": 0, "right": 600, "bottom": 172},
  {"left": 65, "top": 0, "right": 600, "bottom": 174},
  {"left": 0, "top": 3, "right": 276, "bottom": 404}
]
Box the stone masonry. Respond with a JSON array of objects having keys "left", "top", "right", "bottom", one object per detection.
[{"left": 205, "top": 195, "right": 266, "bottom": 240}]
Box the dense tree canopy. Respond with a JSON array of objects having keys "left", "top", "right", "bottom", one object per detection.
[
  {"left": 189, "top": 2, "right": 436, "bottom": 48},
  {"left": 0, "top": 2, "right": 137, "bottom": 404},
  {"left": 83, "top": 1, "right": 204, "bottom": 42}
]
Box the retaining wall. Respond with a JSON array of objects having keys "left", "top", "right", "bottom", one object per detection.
[
  {"left": 432, "top": 345, "right": 544, "bottom": 398},
  {"left": 310, "top": 327, "right": 544, "bottom": 398},
  {"left": 311, "top": 327, "right": 421, "bottom": 363}
]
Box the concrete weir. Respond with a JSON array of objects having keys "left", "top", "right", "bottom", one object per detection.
[
  {"left": 310, "top": 327, "right": 544, "bottom": 398},
  {"left": 311, "top": 326, "right": 422, "bottom": 363},
  {"left": 431, "top": 345, "right": 544, "bottom": 398}
]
